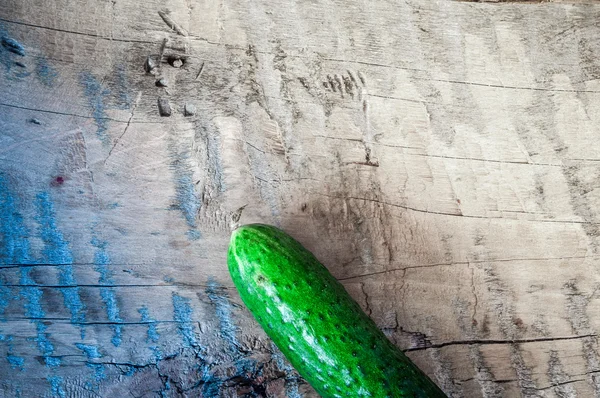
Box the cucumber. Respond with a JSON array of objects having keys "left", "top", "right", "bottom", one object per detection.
[{"left": 228, "top": 224, "right": 447, "bottom": 398}]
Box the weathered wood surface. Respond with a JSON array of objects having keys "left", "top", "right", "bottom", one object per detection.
[{"left": 2, "top": 0, "right": 600, "bottom": 396}]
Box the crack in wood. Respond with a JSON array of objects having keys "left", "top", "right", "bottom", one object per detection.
[{"left": 404, "top": 334, "right": 598, "bottom": 352}]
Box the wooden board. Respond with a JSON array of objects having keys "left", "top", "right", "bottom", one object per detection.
[{"left": 2, "top": 0, "right": 600, "bottom": 396}]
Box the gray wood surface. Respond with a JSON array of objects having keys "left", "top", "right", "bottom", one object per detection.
[{"left": 2, "top": 0, "right": 600, "bottom": 396}]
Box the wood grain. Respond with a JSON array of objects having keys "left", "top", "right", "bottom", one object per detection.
[{"left": 2, "top": 0, "right": 600, "bottom": 396}]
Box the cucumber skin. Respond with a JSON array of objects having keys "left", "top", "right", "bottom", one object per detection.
[{"left": 228, "top": 224, "right": 447, "bottom": 398}]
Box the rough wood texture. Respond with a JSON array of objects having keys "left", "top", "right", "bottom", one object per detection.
[{"left": 2, "top": 0, "right": 600, "bottom": 397}]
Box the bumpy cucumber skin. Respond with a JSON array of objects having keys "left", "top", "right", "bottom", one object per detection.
[{"left": 228, "top": 224, "right": 447, "bottom": 398}]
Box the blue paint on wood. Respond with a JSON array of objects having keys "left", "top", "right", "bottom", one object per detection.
[
  {"left": 138, "top": 306, "right": 159, "bottom": 343},
  {"left": 76, "top": 343, "right": 106, "bottom": 389},
  {"left": 101, "top": 288, "right": 122, "bottom": 347},
  {"left": 172, "top": 165, "right": 200, "bottom": 228},
  {"left": 0, "top": 174, "right": 32, "bottom": 264},
  {"left": 171, "top": 293, "right": 197, "bottom": 348},
  {"left": 19, "top": 258, "right": 59, "bottom": 368},
  {"left": 91, "top": 237, "right": 112, "bottom": 284},
  {"left": 0, "top": 174, "right": 31, "bottom": 320},
  {"left": 0, "top": 284, "right": 10, "bottom": 318},
  {"left": 75, "top": 343, "right": 101, "bottom": 359},
  {"left": 114, "top": 64, "right": 131, "bottom": 110},
  {"left": 35, "top": 191, "right": 73, "bottom": 264},
  {"left": 3, "top": 335, "right": 25, "bottom": 371},
  {"left": 150, "top": 346, "right": 163, "bottom": 362},
  {"left": 0, "top": 26, "right": 29, "bottom": 80},
  {"left": 186, "top": 229, "right": 201, "bottom": 241},
  {"left": 35, "top": 323, "right": 60, "bottom": 368},
  {"left": 205, "top": 279, "right": 239, "bottom": 351},
  {"left": 19, "top": 269, "right": 44, "bottom": 318},
  {"left": 87, "top": 364, "right": 106, "bottom": 386},
  {"left": 160, "top": 379, "right": 171, "bottom": 398},
  {"left": 80, "top": 71, "right": 111, "bottom": 145},
  {"left": 199, "top": 364, "right": 223, "bottom": 397},
  {"left": 91, "top": 235, "right": 123, "bottom": 347},
  {"left": 7, "top": 353, "right": 24, "bottom": 371},
  {"left": 1, "top": 36, "right": 25, "bottom": 56},
  {"left": 35, "top": 193, "right": 86, "bottom": 338},
  {"left": 0, "top": 175, "right": 61, "bottom": 371},
  {"left": 35, "top": 56, "right": 58, "bottom": 87},
  {"left": 168, "top": 139, "right": 201, "bottom": 229},
  {"left": 47, "top": 376, "right": 66, "bottom": 398}
]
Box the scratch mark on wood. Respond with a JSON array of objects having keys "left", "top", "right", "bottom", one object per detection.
[
  {"left": 195, "top": 61, "right": 205, "bottom": 80},
  {"left": 104, "top": 92, "right": 142, "bottom": 165},
  {"left": 405, "top": 334, "right": 598, "bottom": 352},
  {"left": 313, "top": 191, "right": 600, "bottom": 225},
  {"left": 563, "top": 280, "right": 600, "bottom": 393},
  {"left": 158, "top": 10, "right": 188, "bottom": 36}
]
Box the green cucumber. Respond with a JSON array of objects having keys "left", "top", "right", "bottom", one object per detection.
[{"left": 228, "top": 224, "right": 447, "bottom": 398}]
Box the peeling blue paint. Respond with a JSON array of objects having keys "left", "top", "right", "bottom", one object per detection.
[
  {"left": 87, "top": 363, "right": 106, "bottom": 386},
  {"left": 47, "top": 375, "right": 66, "bottom": 398},
  {"left": 234, "top": 357, "right": 257, "bottom": 377},
  {"left": 3, "top": 335, "right": 25, "bottom": 371},
  {"left": 160, "top": 379, "right": 172, "bottom": 398},
  {"left": 172, "top": 293, "right": 197, "bottom": 348},
  {"left": 35, "top": 56, "right": 58, "bottom": 87},
  {"left": 0, "top": 27, "right": 29, "bottom": 80},
  {"left": 0, "top": 175, "right": 69, "bottom": 398},
  {"left": 186, "top": 229, "right": 201, "bottom": 241},
  {"left": 205, "top": 279, "right": 239, "bottom": 351},
  {"left": 199, "top": 363, "right": 223, "bottom": 397},
  {"left": 0, "top": 174, "right": 32, "bottom": 265},
  {"left": 19, "top": 269, "right": 43, "bottom": 318},
  {"left": 35, "top": 192, "right": 85, "bottom": 338},
  {"left": 101, "top": 289, "right": 122, "bottom": 347},
  {"left": 0, "top": 283, "right": 10, "bottom": 318},
  {"left": 80, "top": 71, "right": 111, "bottom": 145},
  {"left": 168, "top": 139, "right": 201, "bottom": 229},
  {"left": 35, "top": 192, "right": 73, "bottom": 264},
  {"left": 21, "top": 268, "right": 59, "bottom": 367},
  {"left": 76, "top": 343, "right": 105, "bottom": 389},
  {"left": 149, "top": 346, "right": 163, "bottom": 362},
  {"left": 91, "top": 234, "right": 123, "bottom": 346},
  {"left": 0, "top": 173, "right": 30, "bottom": 320},
  {"left": 138, "top": 306, "right": 159, "bottom": 343},
  {"left": 91, "top": 237, "right": 112, "bottom": 284},
  {"left": 1, "top": 36, "right": 25, "bottom": 56},
  {"left": 35, "top": 323, "right": 60, "bottom": 367},
  {"left": 172, "top": 166, "right": 200, "bottom": 228},
  {"left": 7, "top": 353, "right": 24, "bottom": 370},
  {"left": 75, "top": 343, "right": 101, "bottom": 359}
]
